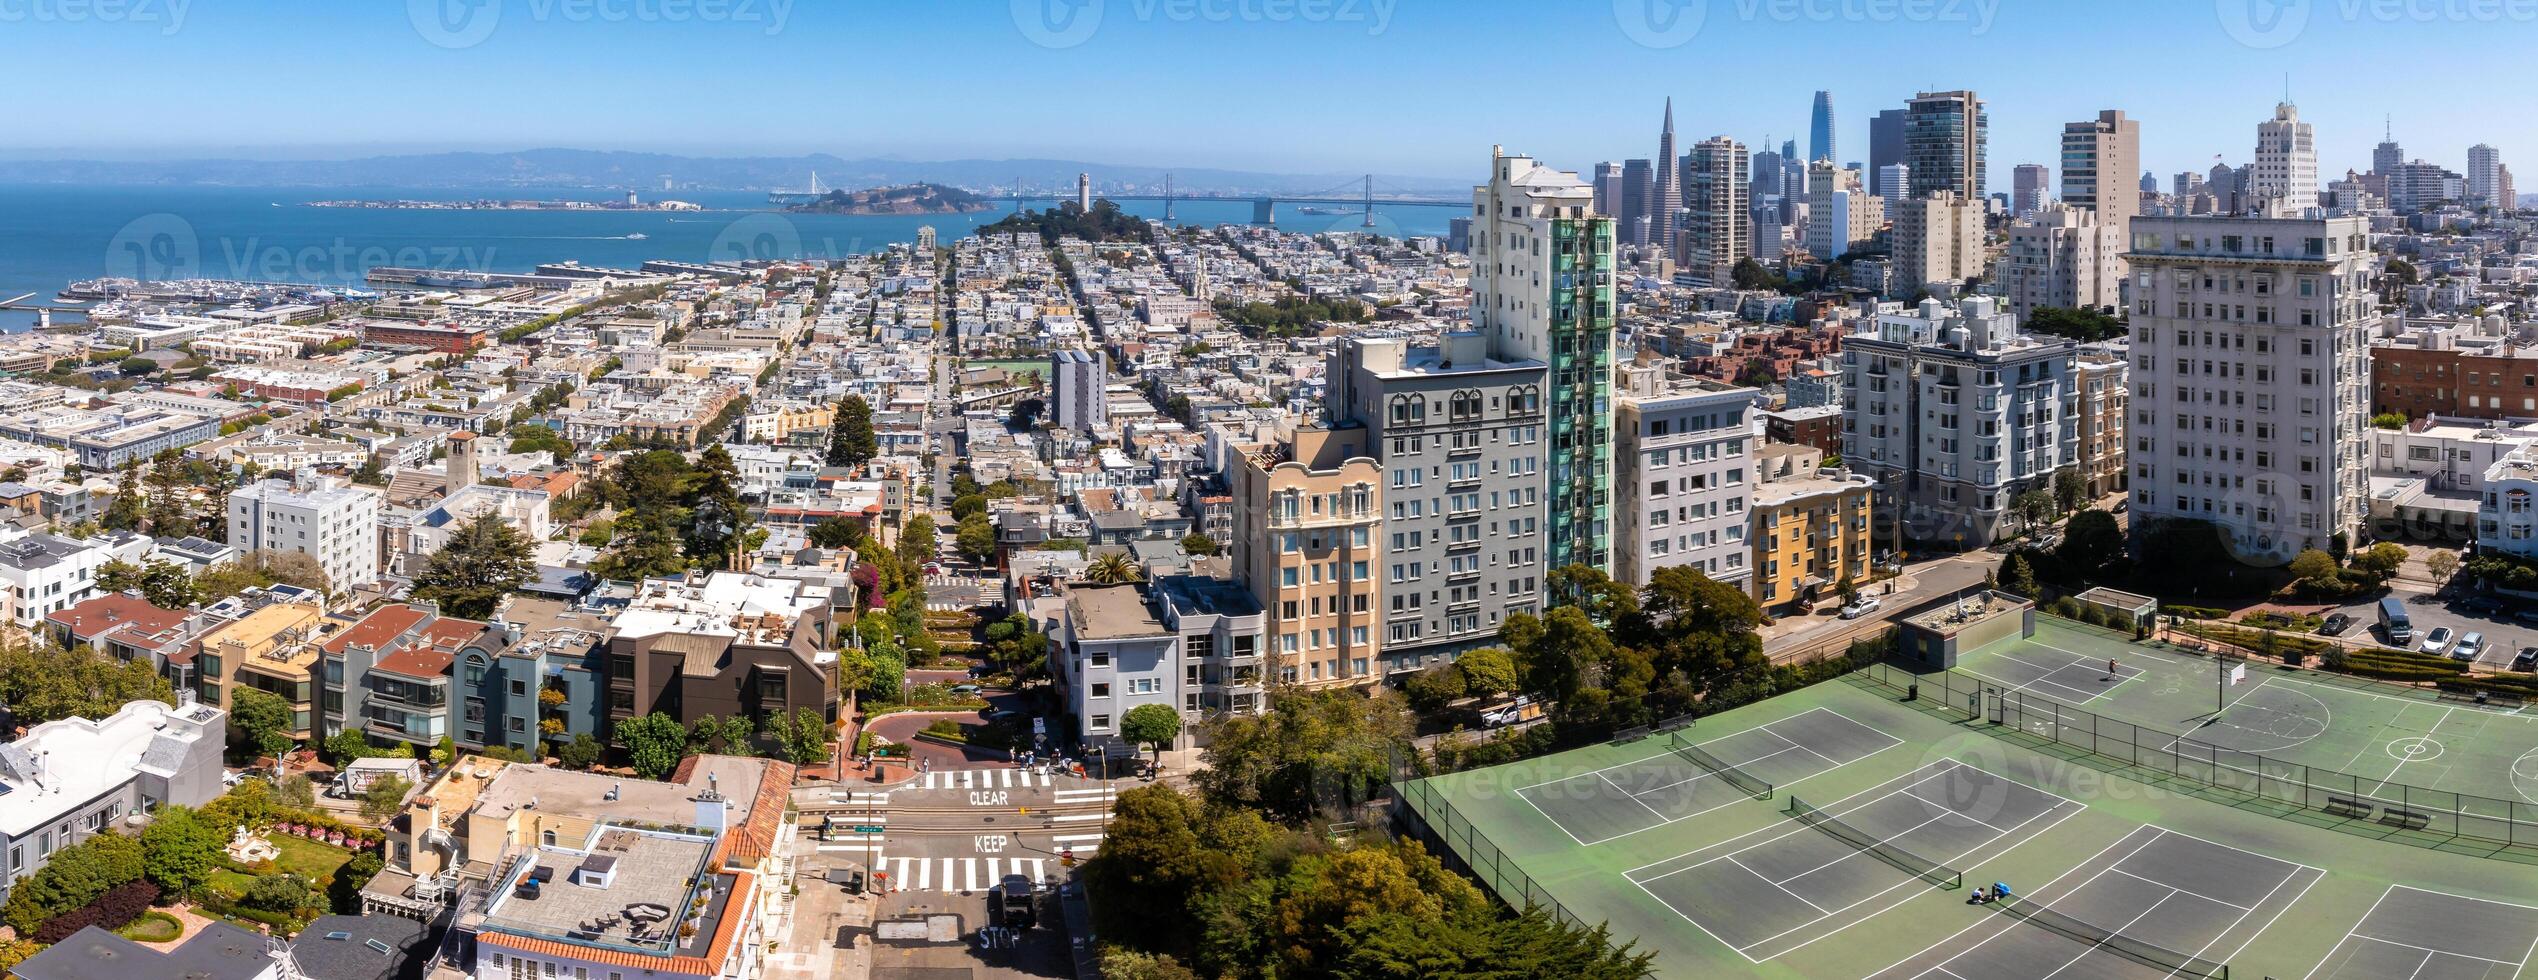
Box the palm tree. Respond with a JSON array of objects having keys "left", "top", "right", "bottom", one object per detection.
[{"left": 1086, "top": 552, "right": 1141, "bottom": 585}]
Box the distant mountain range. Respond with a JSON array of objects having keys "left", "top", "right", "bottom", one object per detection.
[{"left": 0, "top": 149, "right": 1467, "bottom": 197}]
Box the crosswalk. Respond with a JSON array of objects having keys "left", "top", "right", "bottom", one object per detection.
[
  {"left": 870, "top": 856, "right": 1051, "bottom": 892},
  {"left": 908, "top": 768, "right": 1060, "bottom": 790}
]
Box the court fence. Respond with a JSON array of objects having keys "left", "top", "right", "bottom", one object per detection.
[
  {"left": 1392, "top": 777, "right": 1652, "bottom": 974},
  {"left": 1859, "top": 661, "right": 2538, "bottom": 851}
]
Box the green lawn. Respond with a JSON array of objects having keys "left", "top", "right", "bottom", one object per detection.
[
  {"left": 116, "top": 911, "right": 183, "bottom": 942},
  {"left": 270, "top": 834, "right": 355, "bottom": 880}
]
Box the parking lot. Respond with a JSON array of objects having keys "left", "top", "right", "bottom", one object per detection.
[{"left": 2322, "top": 584, "right": 2538, "bottom": 672}]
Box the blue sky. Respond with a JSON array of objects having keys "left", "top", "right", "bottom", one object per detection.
[{"left": 0, "top": 0, "right": 2520, "bottom": 188}]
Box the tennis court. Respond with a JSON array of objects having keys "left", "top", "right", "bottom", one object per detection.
[
  {"left": 1516, "top": 707, "right": 1903, "bottom": 846},
  {"left": 1953, "top": 617, "right": 2538, "bottom": 823},
  {"left": 2302, "top": 885, "right": 2538, "bottom": 980},
  {"left": 1876, "top": 825, "right": 2324, "bottom": 979},
  {"left": 1626, "top": 760, "right": 2082, "bottom": 963}
]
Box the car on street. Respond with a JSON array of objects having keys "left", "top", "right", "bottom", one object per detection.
[
  {"left": 981, "top": 707, "right": 1019, "bottom": 723},
  {"left": 1839, "top": 596, "right": 1883, "bottom": 619},
  {"left": 2515, "top": 647, "right": 2538, "bottom": 672},
  {"left": 991, "top": 873, "right": 1037, "bottom": 929},
  {"left": 2318, "top": 613, "right": 2353, "bottom": 636},
  {"left": 2419, "top": 626, "right": 2457, "bottom": 657},
  {"left": 2454, "top": 631, "right": 2487, "bottom": 663},
  {"left": 950, "top": 683, "right": 983, "bottom": 695}
]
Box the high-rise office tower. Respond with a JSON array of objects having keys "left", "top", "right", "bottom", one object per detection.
[
  {"left": 1681, "top": 136, "right": 1751, "bottom": 286},
  {"left": 1869, "top": 109, "right": 1907, "bottom": 197},
  {"left": 2140, "top": 172, "right": 2159, "bottom": 194},
  {"left": 1470, "top": 147, "right": 1616, "bottom": 574},
  {"left": 1810, "top": 91, "right": 1837, "bottom": 163},
  {"left": 2372, "top": 120, "right": 2404, "bottom": 176},
  {"left": 2012, "top": 164, "right": 2050, "bottom": 217},
  {"left": 1619, "top": 158, "right": 1654, "bottom": 247},
  {"left": 1904, "top": 91, "right": 1987, "bottom": 199},
  {"left": 2468, "top": 144, "right": 2505, "bottom": 207},
  {"left": 1653, "top": 99, "right": 1682, "bottom": 258},
  {"left": 2126, "top": 213, "right": 2375, "bottom": 563},
  {"left": 2061, "top": 110, "right": 2141, "bottom": 227},
  {"left": 2250, "top": 102, "right": 2318, "bottom": 216},
  {"left": 1879, "top": 164, "right": 1911, "bottom": 211},
  {"left": 1593, "top": 161, "right": 1625, "bottom": 217},
  {"left": 1751, "top": 144, "right": 1785, "bottom": 207}
]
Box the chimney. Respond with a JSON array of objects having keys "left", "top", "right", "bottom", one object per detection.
[
  {"left": 447, "top": 430, "right": 478, "bottom": 495},
  {"left": 694, "top": 774, "right": 728, "bottom": 832}
]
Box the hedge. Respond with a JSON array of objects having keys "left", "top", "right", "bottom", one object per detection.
[
  {"left": 33, "top": 880, "right": 159, "bottom": 944},
  {"left": 2164, "top": 605, "right": 2231, "bottom": 620}
]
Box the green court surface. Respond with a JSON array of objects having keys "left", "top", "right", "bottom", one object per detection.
[
  {"left": 1949, "top": 617, "right": 2538, "bottom": 836},
  {"left": 1401, "top": 664, "right": 2538, "bottom": 979}
]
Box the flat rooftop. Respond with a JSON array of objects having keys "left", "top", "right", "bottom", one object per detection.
[
  {"left": 482, "top": 827, "right": 727, "bottom": 959},
  {"left": 1064, "top": 583, "right": 1168, "bottom": 641}
]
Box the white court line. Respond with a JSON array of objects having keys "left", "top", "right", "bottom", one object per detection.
[
  {"left": 2312, "top": 885, "right": 2538, "bottom": 976},
  {"left": 1870, "top": 826, "right": 2168, "bottom": 979},
  {"left": 1625, "top": 742, "right": 1812, "bottom": 800},
  {"left": 1754, "top": 726, "right": 1845, "bottom": 767},
  {"left": 2107, "top": 866, "right": 2253, "bottom": 911},
  {"left": 1599, "top": 772, "right": 1673, "bottom": 822},
  {"left": 1541, "top": 708, "right": 1910, "bottom": 848},
  {"left": 2200, "top": 866, "right": 2325, "bottom": 979},
  {"left": 1943, "top": 825, "right": 2317, "bottom": 980},
  {"left": 1730, "top": 855, "right": 1833, "bottom": 915},
  {"left": 1740, "top": 792, "right": 2084, "bottom": 960},
  {"left": 1919, "top": 829, "right": 2175, "bottom": 977},
  {"left": 1511, "top": 705, "right": 1859, "bottom": 793},
  {"left": 2369, "top": 706, "right": 2456, "bottom": 797},
  {"left": 1625, "top": 760, "right": 1979, "bottom": 878},
  {"left": 1903, "top": 791, "right": 2008, "bottom": 834}
]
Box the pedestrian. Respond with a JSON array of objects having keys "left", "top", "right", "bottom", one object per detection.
[{"left": 2107, "top": 657, "right": 2118, "bottom": 681}]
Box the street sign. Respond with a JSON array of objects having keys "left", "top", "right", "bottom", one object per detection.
[
  {"left": 1032, "top": 717, "right": 1046, "bottom": 735},
  {"left": 852, "top": 825, "right": 884, "bottom": 834}
]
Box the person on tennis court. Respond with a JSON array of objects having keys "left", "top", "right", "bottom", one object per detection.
[{"left": 2106, "top": 658, "right": 2118, "bottom": 682}]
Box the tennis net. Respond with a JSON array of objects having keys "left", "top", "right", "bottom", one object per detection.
[
  {"left": 1783, "top": 796, "right": 1964, "bottom": 889},
  {"left": 1997, "top": 897, "right": 2230, "bottom": 980},
  {"left": 1666, "top": 730, "right": 1772, "bottom": 799}
]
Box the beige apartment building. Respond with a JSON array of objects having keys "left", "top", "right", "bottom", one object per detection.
[{"left": 1230, "top": 425, "right": 1383, "bottom": 690}]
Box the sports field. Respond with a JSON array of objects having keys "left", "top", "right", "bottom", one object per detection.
[{"left": 1401, "top": 630, "right": 2538, "bottom": 979}]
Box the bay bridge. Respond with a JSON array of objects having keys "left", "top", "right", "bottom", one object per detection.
[{"left": 990, "top": 173, "right": 1465, "bottom": 226}]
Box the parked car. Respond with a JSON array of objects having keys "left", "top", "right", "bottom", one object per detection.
[
  {"left": 2462, "top": 596, "right": 2505, "bottom": 615},
  {"left": 2515, "top": 608, "right": 2538, "bottom": 627},
  {"left": 950, "top": 683, "right": 984, "bottom": 696},
  {"left": 2454, "top": 631, "right": 2487, "bottom": 663},
  {"left": 2318, "top": 613, "right": 2353, "bottom": 637},
  {"left": 1840, "top": 596, "right": 1883, "bottom": 619},
  {"left": 2514, "top": 647, "right": 2538, "bottom": 672},
  {"left": 981, "top": 707, "right": 1019, "bottom": 723},
  {"left": 2419, "top": 626, "right": 2457, "bottom": 656}
]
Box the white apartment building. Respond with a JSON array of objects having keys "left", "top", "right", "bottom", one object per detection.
[
  {"left": 0, "top": 529, "right": 137, "bottom": 630},
  {"left": 2366, "top": 416, "right": 2538, "bottom": 540},
  {"left": 1892, "top": 191, "right": 1986, "bottom": 298},
  {"left": 2000, "top": 205, "right": 2127, "bottom": 323},
  {"left": 2125, "top": 214, "right": 2376, "bottom": 563},
  {"left": 1053, "top": 348, "right": 1108, "bottom": 434},
  {"left": 1842, "top": 297, "right": 2082, "bottom": 548},
  {"left": 1, "top": 697, "right": 227, "bottom": 901},
  {"left": 2250, "top": 102, "right": 2319, "bottom": 217},
  {"left": 2468, "top": 143, "right": 2505, "bottom": 208},
  {"left": 2478, "top": 448, "right": 2538, "bottom": 559},
  {"left": 229, "top": 471, "right": 383, "bottom": 592},
  {"left": 1615, "top": 359, "right": 1759, "bottom": 588}
]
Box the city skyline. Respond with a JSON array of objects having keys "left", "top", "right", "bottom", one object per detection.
[{"left": 0, "top": 1, "right": 2528, "bottom": 190}]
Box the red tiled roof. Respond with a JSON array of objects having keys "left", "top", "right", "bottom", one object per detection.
[
  {"left": 47, "top": 593, "right": 187, "bottom": 641},
  {"left": 371, "top": 646, "right": 454, "bottom": 680},
  {"left": 321, "top": 604, "right": 431, "bottom": 655}
]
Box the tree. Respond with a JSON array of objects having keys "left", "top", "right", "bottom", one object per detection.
[
  {"left": 1008, "top": 397, "right": 1046, "bottom": 429},
  {"left": 772, "top": 708, "right": 833, "bottom": 765},
  {"left": 507, "top": 423, "right": 575, "bottom": 457},
  {"left": 1455, "top": 647, "right": 1518, "bottom": 699},
  {"left": 330, "top": 850, "right": 385, "bottom": 915},
  {"left": 140, "top": 805, "right": 224, "bottom": 898},
  {"left": 2058, "top": 509, "right": 2125, "bottom": 577},
  {"left": 230, "top": 688, "right": 297, "bottom": 760},
  {"left": 807, "top": 517, "right": 865, "bottom": 550},
  {"left": 558, "top": 732, "right": 605, "bottom": 770},
  {"left": 1835, "top": 575, "right": 1859, "bottom": 606},
  {"left": 2053, "top": 469, "right": 2088, "bottom": 514},
  {"left": 242, "top": 873, "right": 316, "bottom": 915},
  {"left": 1, "top": 832, "right": 143, "bottom": 933},
  {"left": 2013, "top": 488, "right": 2057, "bottom": 531},
  {"left": 956, "top": 513, "right": 998, "bottom": 566},
  {"left": 1121, "top": 703, "right": 1184, "bottom": 763},
  {"left": 2002, "top": 553, "right": 2040, "bottom": 599},
  {"left": 277, "top": 774, "right": 317, "bottom": 808},
  {"left": 2022, "top": 306, "right": 2127, "bottom": 343},
  {"left": 1192, "top": 687, "right": 1413, "bottom": 820},
  {"left": 1400, "top": 664, "right": 1468, "bottom": 712},
  {"left": 2354, "top": 542, "right": 2410, "bottom": 577},
  {"left": 713, "top": 714, "right": 757, "bottom": 757},
  {"left": 951, "top": 493, "right": 988, "bottom": 521},
  {"left": 592, "top": 511, "right": 687, "bottom": 581},
  {"left": 1730, "top": 257, "right": 1783, "bottom": 291},
  {"left": 360, "top": 774, "right": 414, "bottom": 822},
  {"left": 412, "top": 513, "right": 537, "bottom": 618},
  {"left": 898, "top": 514, "right": 937, "bottom": 568},
  {"left": 98, "top": 558, "right": 196, "bottom": 608},
  {"left": 2289, "top": 548, "right": 2339, "bottom": 583},
  {"left": 682, "top": 444, "right": 751, "bottom": 572},
  {"left": 1087, "top": 551, "right": 1141, "bottom": 584},
  {"left": 2429, "top": 550, "right": 2462, "bottom": 583},
  {"left": 1180, "top": 532, "right": 1220, "bottom": 557},
  {"left": 828, "top": 394, "right": 878, "bottom": 466},
  {"left": 620, "top": 712, "right": 689, "bottom": 779},
  {"left": 0, "top": 637, "right": 174, "bottom": 727}
]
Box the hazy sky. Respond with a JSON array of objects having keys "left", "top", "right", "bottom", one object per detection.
[{"left": 1, "top": 0, "right": 2519, "bottom": 188}]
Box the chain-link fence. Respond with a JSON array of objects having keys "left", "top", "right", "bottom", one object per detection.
[
  {"left": 1393, "top": 777, "right": 1647, "bottom": 972},
  {"left": 1860, "top": 662, "right": 2538, "bottom": 849}
]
